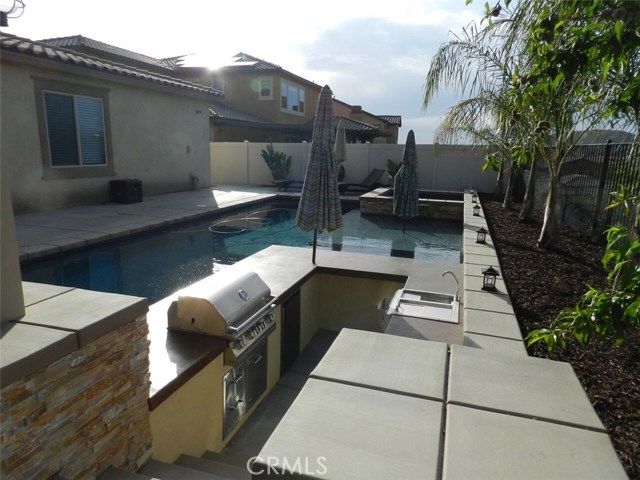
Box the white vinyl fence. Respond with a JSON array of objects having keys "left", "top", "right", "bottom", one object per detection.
[{"left": 210, "top": 142, "right": 497, "bottom": 193}]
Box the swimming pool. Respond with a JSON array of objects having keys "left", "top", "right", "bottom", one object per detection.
[{"left": 21, "top": 200, "right": 461, "bottom": 304}]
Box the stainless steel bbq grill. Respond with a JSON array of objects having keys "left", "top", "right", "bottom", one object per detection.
[
  {"left": 167, "top": 270, "right": 276, "bottom": 364},
  {"left": 167, "top": 270, "right": 276, "bottom": 437}
]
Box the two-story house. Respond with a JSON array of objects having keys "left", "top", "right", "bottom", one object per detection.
[{"left": 181, "top": 52, "right": 401, "bottom": 144}]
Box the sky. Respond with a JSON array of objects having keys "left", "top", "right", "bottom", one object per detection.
[{"left": 3, "top": 0, "right": 488, "bottom": 143}]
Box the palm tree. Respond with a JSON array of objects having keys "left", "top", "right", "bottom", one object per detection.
[{"left": 424, "top": 18, "right": 537, "bottom": 210}]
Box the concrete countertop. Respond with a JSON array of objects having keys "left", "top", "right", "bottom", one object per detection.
[
  {"left": 1, "top": 282, "right": 149, "bottom": 387},
  {"left": 145, "top": 245, "right": 462, "bottom": 409},
  {"left": 255, "top": 329, "right": 627, "bottom": 480}
]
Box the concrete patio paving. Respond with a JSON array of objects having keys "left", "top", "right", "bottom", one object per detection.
[{"left": 15, "top": 185, "right": 282, "bottom": 261}]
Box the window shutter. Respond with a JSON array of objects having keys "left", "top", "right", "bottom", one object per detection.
[
  {"left": 44, "top": 92, "right": 79, "bottom": 166},
  {"left": 76, "top": 97, "right": 106, "bottom": 165}
]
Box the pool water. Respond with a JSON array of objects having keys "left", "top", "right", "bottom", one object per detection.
[{"left": 21, "top": 201, "right": 461, "bottom": 304}]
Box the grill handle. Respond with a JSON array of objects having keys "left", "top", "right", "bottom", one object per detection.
[{"left": 227, "top": 302, "right": 276, "bottom": 337}]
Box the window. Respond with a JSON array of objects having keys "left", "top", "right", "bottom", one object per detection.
[
  {"left": 43, "top": 92, "right": 107, "bottom": 167},
  {"left": 34, "top": 78, "right": 114, "bottom": 180},
  {"left": 258, "top": 78, "right": 272, "bottom": 100},
  {"left": 280, "top": 81, "right": 305, "bottom": 114}
]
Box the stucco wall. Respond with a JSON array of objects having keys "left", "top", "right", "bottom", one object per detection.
[{"left": 1, "top": 60, "right": 212, "bottom": 213}]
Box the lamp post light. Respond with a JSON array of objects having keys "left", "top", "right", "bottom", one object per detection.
[
  {"left": 471, "top": 191, "right": 478, "bottom": 203},
  {"left": 473, "top": 204, "right": 481, "bottom": 216},
  {"left": 476, "top": 226, "right": 487, "bottom": 244},
  {"left": 481, "top": 266, "right": 499, "bottom": 291}
]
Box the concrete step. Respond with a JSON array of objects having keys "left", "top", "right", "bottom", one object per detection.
[
  {"left": 201, "top": 450, "right": 251, "bottom": 468},
  {"left": 141, "top": 459, "right": 229, "bottom": 480},
  {"left": 96, "top": 467, "right": 153, "bottom": 480},
  {"left": 176, "top": 454, "right": 251, "bottom": 479}
]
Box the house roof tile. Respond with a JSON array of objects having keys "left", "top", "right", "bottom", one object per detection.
[
  {"left": 378, "top": 115, "right": 402, "bottom": 127},
  {"left": 1, "top": 33, "right": 222, "bottom": 97},
  {"left": 210, "top": 103, "right": 383, "bottom": 138},
  {"left": 225, "top": 52, "right": 320, "bottom": 89},
  {"left": 39, "top": 35, "right": 185, "bottom": 70},
  {"left": 336, "top": 116, "right": 382, "bottom": 134},
  {"left": 209, "top": 103, "right": 270, "bottom": 124}
]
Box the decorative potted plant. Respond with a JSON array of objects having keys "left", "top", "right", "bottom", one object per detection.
[{"left": 261, "top": 141, "right": 292, "bottom": 181}]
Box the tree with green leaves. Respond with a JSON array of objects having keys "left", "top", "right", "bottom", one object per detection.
[{"left": 472, "top": 0, "right": 640, "bottom": 348}]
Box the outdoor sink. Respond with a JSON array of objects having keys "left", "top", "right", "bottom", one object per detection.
[{"left": 387, "top": 288, "right": 459, "bottom": 324}]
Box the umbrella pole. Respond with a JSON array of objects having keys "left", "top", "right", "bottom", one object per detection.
[{"left": 312, "top": 229, "right": 318, "bottom": 264}]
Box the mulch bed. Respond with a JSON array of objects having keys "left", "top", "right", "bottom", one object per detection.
[{"left": 481, "top": 197, "right": 640, "bottom": 479}]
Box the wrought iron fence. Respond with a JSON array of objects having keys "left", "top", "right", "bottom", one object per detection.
[{"left": 533, "top": 141, "right": 639, "bottom": 235}]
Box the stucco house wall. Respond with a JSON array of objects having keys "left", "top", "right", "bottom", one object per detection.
[{"left": 1, "top": 53, "right": 214, "bottom": 213}]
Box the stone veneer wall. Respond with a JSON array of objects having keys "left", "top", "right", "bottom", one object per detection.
[
  {"left": 360, "top": 195, "right": 463, "bottom": 220},
  {"left": 0, "top": 315, "right": 152, "bottom": 478}
]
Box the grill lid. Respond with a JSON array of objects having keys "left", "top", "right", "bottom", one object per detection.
[{"left": 168, "top": 270, "right": 271, "bottom": 336}]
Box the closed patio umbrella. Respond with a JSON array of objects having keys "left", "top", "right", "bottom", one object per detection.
[
  {"left": 296, "top": 85, "right": 343, "bottom": 263},
  {"left": 334, "top": 119, "right": 347, "bottom": 180},
  {"left": 393, "top": 129, "right": 419, "bottom": 232}
]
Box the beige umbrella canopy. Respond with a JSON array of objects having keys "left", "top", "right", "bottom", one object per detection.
[{"left": 296, "top": 85, "right": 343, "bottom": 263}]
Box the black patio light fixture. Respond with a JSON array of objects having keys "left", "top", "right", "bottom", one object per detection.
[
  {"left": 471, "top": 191, "right": 478, "bottom": 203},
  {"left": 481, "top": 266, "right": 500, "bottom": 291},
  {"left": 0, "top": 0, "right": 25, "bottom": 26},
  {"left": 473, "top": 204, "right": 481, "bottom": 216},
  {"left": 476, "top": 226, "right": 487, "bottom": 244}
]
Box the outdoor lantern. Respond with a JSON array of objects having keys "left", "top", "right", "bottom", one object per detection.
[
  {"left": 473, "top": 204, "right": 481, "bottom": 216},
  {"left": 481, "top": 266, "right": 500, "bottom": 291},
  {"left": 472, "top": 191, "right": 478, "bottom": 203},
  {"left": 476, "top": 226, "right": 487, "bottom": 244}
]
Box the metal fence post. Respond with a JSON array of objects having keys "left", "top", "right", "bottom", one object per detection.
[{"left": 593, "top": 140, "right": 613, "bottom": 232}]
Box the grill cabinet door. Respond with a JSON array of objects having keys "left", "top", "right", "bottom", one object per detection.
[{"left": 245, "top": 341, "right": 268, "bottom": 409}]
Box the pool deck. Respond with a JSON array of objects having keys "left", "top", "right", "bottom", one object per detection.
[{"left": 15, "top": 184, "right": 286, "bottom": 262}]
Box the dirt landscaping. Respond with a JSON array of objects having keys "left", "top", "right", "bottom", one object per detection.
[{"left": 481, "top": 197, "right": 639, "bottom": 479}]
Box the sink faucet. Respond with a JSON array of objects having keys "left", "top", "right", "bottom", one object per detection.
[{"left": 442, "top": 271, "right": 459, "bottom": 301}]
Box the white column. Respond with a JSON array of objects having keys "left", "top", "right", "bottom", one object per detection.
[{"left": 1, "top": 166, "right": 25, "bottom": 322}]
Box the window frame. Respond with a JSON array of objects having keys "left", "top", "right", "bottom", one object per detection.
[
  {"left": 257, "top": 77, "right": 272, "bottom": 100},
  {"left": 34, "top": 77, "right": 114, "bottom": 180},
  {"left": 280, "top": 80, "right": 305, "bottom": 115}
]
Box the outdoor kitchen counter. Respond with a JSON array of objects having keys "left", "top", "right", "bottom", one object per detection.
[{"left": 146, "top": 245, "right": 462, "bottom": 409}]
